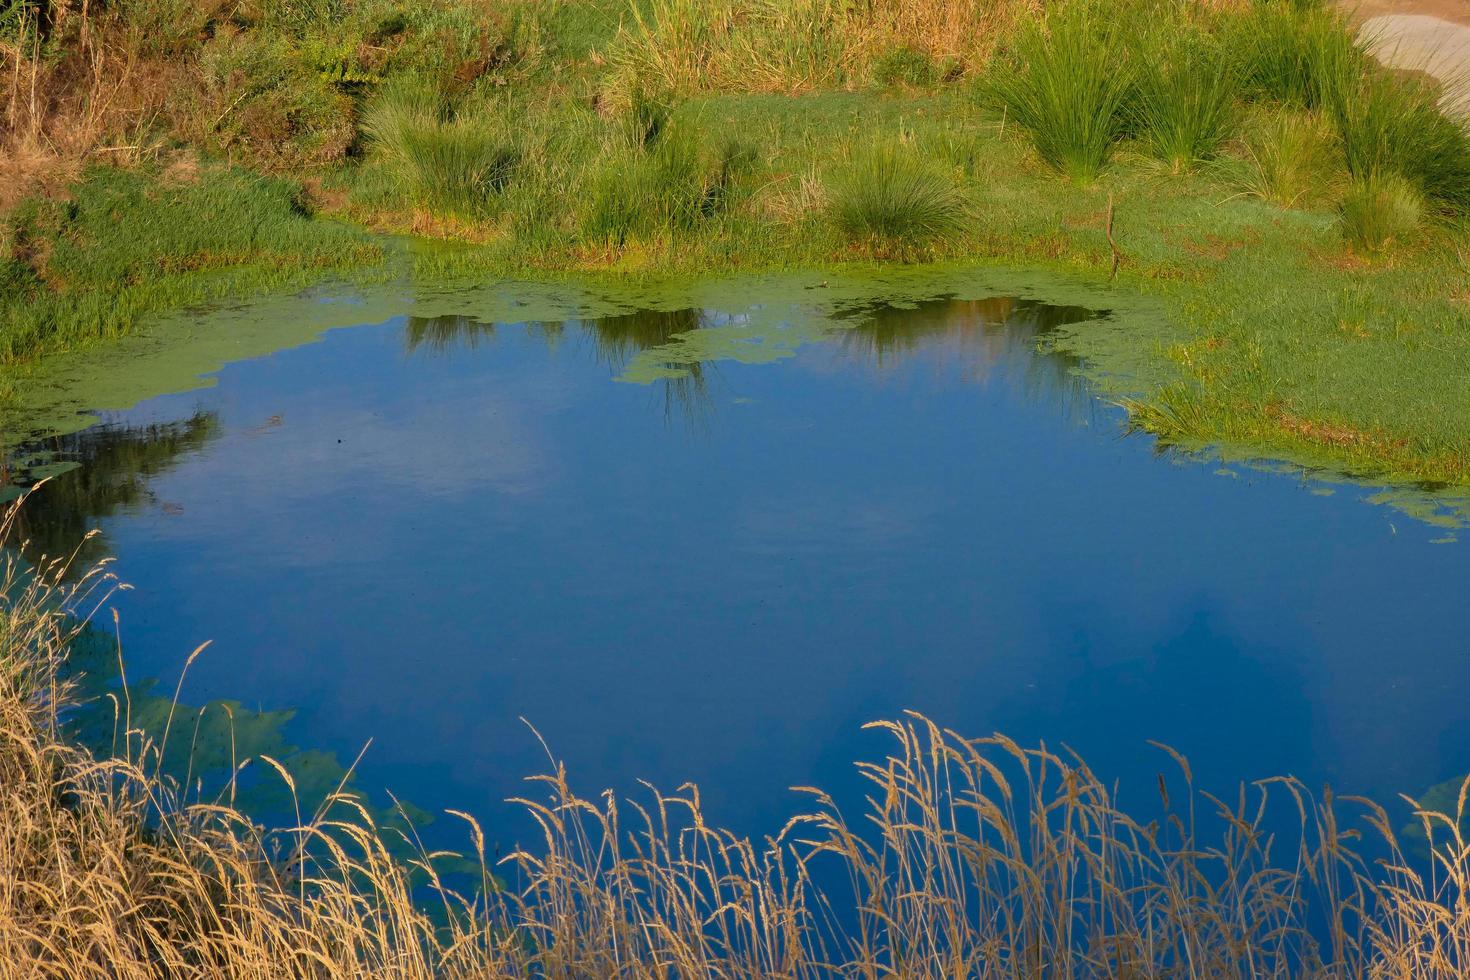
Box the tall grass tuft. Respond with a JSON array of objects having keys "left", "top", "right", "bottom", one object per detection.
[
  {"left": 1229, "top": 0, "right": 1361, "bottom": 109},
  {"left": 610, "top": 0, "right": 1028, "bottom": 96},
  {"left": 579, "top": 126, "right": 711, "bottom": 245},
  {"left": 361, "top": 81, "right": 518, "bottom": 219},
  {"left": 1234, "top": 108, "right": 1338, "bottom": 207},
  {"left": 985, "top": 3, "right": 1135, "bottom": 183},
  {"left": 825, "top": 144, "right": 964, "bottom": 251},
  {"left": 1133, "top": 29, "right": 1237, "bottom": 173},
  {"left": 1323, "top": 65, "right": 1470, "bottom": 218},
  {"left": 1340, "top": 172, "right": 1425, "bottom": 252},
  {"left": 4, "top": 496, "right": 1470, "bottom": 976}
]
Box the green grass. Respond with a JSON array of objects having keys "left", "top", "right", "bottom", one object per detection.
[
  {"left": 824, "top": 143, "right": 965, "bottom": 251},
  {"left": 1231, "top": 107, "right": 1339, "bottom": 207},
  {"left": 985, "top": 3, "right": 1135, "bottom": 183},
  {"left": 361, "top": 82, "right": 520, "bottom": 218},
  {"left": 1132, "top": 28, "right": 1237, "bottom": 173},
  {"left": 1229, "top": 0, "right": 1361, "bottom": 109},
  {"left": 1324, "top": 64, "right": 1470, "bottom": 218},
  {"left": 1340, "top": 173, "right": 1425, "bottom": 253},
  {"left": 0, "top": 166, "right": 377, "bottom": 364}
]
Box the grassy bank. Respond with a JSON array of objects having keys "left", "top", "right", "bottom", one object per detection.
[
  {"left": 3, "top": 0, "right": 1470, "bottom": 487},
  {"left": 2, "top": 504, "right": 1468, "bottom": 976}
]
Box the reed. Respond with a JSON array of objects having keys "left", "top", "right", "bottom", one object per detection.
[{"left": 4, "top": 497, "right": 1470, "bottom": 977}]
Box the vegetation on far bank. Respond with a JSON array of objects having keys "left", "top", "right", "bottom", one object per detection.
[
  {"left": 3, "top": 0, "right": 1470, "bottom": 488},
  {"left": 3, "top": 504, "right": 1470, "bottom": 976}
]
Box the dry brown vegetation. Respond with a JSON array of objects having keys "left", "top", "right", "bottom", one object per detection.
[
  {"left": 0, "top": 1, "right": 185, "bottom": 208},
  {"left": 0, "top": 498, "right": 1467, "bottom": 977},
  {"left": 608, "top": 0, "right": 1042, "bottom": 96}
]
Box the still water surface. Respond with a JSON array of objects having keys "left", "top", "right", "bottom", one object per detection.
[{"left": 18, "top": 281, "right": 1470, "bottom": 846}]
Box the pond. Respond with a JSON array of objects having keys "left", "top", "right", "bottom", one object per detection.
[{"left": 13, "top": 268, "right": 1470, "bottom": 851}]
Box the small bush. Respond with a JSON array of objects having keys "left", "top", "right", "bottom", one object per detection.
[
  {"left": 1340, "top": 173, "right": 1424, "bottom": 252},
  {"left": 1234, "top": 109, "right": 1337, "bottom": 207},
  {"left": 825, "top": 144, "right": 964, "bottom": 250},
  {"left": 1133, "top": 30, "right": 1237, "bottom": 173},
  {"left": 985, "top": 4, "right": 1135, "bottom": 183}
]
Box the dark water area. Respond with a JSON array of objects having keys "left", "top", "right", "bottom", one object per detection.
[{"left": 15, "top": 286, "right": 1470, "bottom": 855}]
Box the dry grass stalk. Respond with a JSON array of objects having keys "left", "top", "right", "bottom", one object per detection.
[{"left": 2, "top": 494, "right": 1470, "bottom": 977}]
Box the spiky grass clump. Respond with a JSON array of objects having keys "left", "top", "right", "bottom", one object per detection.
[
  {"left": 825, "top": 144, "right": 964, "bottom": 251},
  {"left": 579, "top": 127, "right": 712, "bottom": 246},
  {"left": 1234, "top": 108, "right": 1338, "bottom": 207},
  {"left": 1340, "top": 172, "right": 1425, "bottom": 252},
  {"left": 1133, "top": 30, "right": 1237, "bottom": 173},
  {"left": 985, "top": 3, "right": 1135, "bottom": 183},
  {"left": 361, "top": 82, "right": 518, "bottom": 219},
  {"left": 1229, "top": 0, "right": 1361, "bottom": 109},
  {"left": 1324, "top": 66, "right": 1470, "bottom": 219}
]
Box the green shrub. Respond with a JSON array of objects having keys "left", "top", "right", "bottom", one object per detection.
[
  {"left": 985, "top": 3, "right": 1135, "bottom": 183},
  {"left": 1133, "top": 30, "right": 1237, "bottom": 173},
  {"left": 1339, "top": 173, "right": 1424, "bottom": 252},
  {"left": 825, "top": 144, "right": 964, "bottom": 249}
]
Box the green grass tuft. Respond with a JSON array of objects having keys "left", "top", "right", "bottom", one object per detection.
[
  {"left": 985, "top": 3, "right": 1135, "bottom": 184},
  {"left": 1323, "top": 65, "right": 1470, "bottom": 218},
  {"left": 1229, "top": 0, "right": 1360, "bottom": 109},
  {"left": 1133, "top": 29, "right": 1237, "bottom": 173},
  {"left": 825, "top": 144, "right": 964, "bottom": 250},
  {"left": 579, "top": 127, "right": 711, "bottom": 246},
  {"left": 1340, "top": 172, "right": 1424, "bottom": 252},
  {"left": 361, "top": 81, "right": 519, "bottom": 219},
  {"left": 1232, "top": 108, "right": 1338, "bottom": 208}
]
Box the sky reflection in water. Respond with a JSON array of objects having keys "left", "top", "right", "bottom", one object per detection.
[{"left": 19, "top": 293, "right": 1470, "bottom": 849}]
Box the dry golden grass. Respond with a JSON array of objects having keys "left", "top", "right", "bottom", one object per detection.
[
  {"left": 3, "top": 494, "right": 1470, "bottom": 977},
  {"left": 609, "top": 0, "right": 1041, "bottom": 96},
  {"left": 0, "top": 5, "right": 183, "bottom": 210}
]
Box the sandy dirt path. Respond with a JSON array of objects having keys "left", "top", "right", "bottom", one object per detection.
[{"left": 1357, "top": 11, "right": 1470, "bottom": 113}]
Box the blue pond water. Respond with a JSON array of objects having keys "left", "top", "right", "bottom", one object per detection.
[{"left": 20, "top": 282, "right": 1470, "bottom": 850}]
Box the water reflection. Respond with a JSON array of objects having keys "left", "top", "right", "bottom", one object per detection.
[
  {"left": 10, "top": 413, "right": 219, "bottom": 570},
  {"left": 7, "top": 287, "right": 1469, "bottom": 865},
  {"left": 587, "top": 308, "right": 719, "bottom": 426},
  {"left": 404, "top": 314, "right": 499, "bottom": 354},
  {"left": 832, "top": 295, "right": 1100, "bottom": 421}
]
